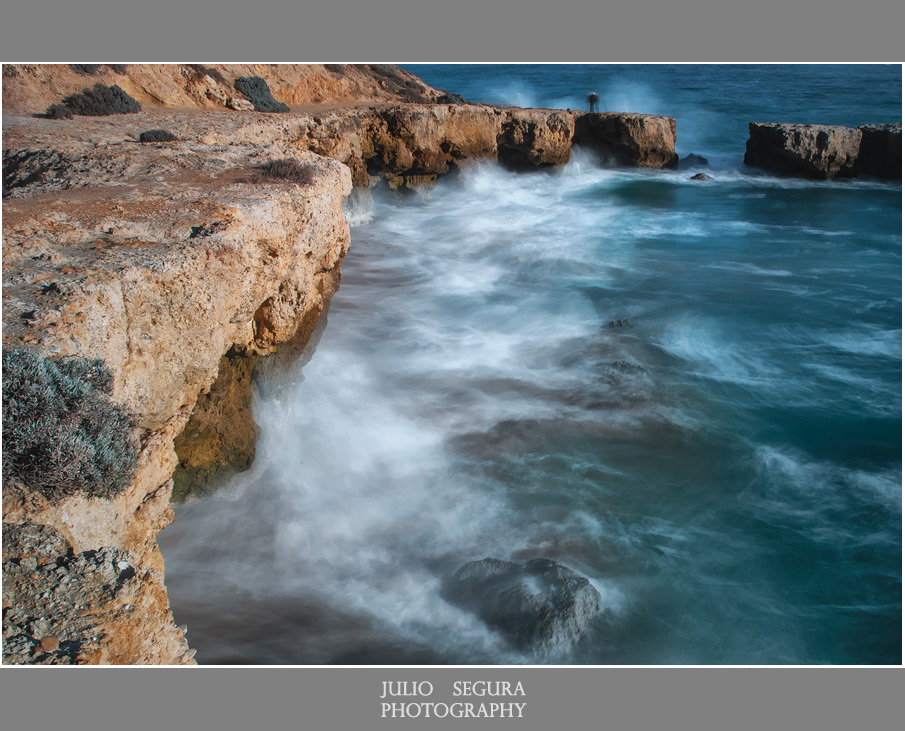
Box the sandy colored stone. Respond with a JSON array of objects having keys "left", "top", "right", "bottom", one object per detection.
[
  {"left": 574, "top": 112, "right": 679, "bottom": 168},
  {"left": 3, "top": 111, "right": 351, "bottom": 665},
  {"left": 2, "top": 63, "right": 444, "bottom": 116}
]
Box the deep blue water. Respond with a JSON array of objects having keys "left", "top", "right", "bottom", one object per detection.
[{"left": 161, "top": 65, "right": 901, "bottom": 665}]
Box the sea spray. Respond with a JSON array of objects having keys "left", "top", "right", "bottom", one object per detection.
[{"left": 160, "top": 65, "right": 900, "bottom": 665}]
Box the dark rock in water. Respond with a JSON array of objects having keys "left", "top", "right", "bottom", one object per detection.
[
  {"left": 690, "top": 172, "right": 713, "bottom": 181},
  {"left": 857, "top": 123, "right": 901, "bottom": 180},
  {"left": 573, "top": 112, "right": 679, "bottom": 169},
  {"left": 445, "top": 557, "right": 601, "bottom": 654},
  {"left": 607, "top": 318, "right": 631, "bottom": 328},
  {"left": 679, "top": 153, "right": 709, "bottom": 168},
  {"left": 611, "top": 359, "right": 641, "bottom": 372},
  {"left": 744, "top": 122, "right": 861, "bottom": 179}
]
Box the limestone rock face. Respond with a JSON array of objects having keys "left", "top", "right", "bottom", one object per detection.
[
  {"left": 216, "top": 106, "right": 677, "bottom": 190},
  {"left": 3, "top": 522, "right": 193, "bottom": 664},
  {"left": 857, "top": 123, "right": 902, "bottom": 180},
  {"left": 363, "top": 105, "right": 502, "bottom": 188},
  {"left": 574, "top": 112, "right": 679, "bottom": 168},
  {"left": 445, "top": 557, "right": 601, "bottom": 655},
  {"left": 3, "top": 112, "right": 352, "bottom": 664},
  {"left": 497, "top": 109, "right": 576, "bottom": 170},
  {"left": 744, "top": 122, "right": 862, "bottom": 179},
  {"left": 2, "top": 63, "right": 444, "bottom": 115}
]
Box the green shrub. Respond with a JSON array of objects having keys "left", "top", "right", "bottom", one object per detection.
[
  {"left": 187, "top": 64, "right": 227, "bottom": 86},
  {"left": 260, "top": 158, "right": 314, "bottom": 183},
  {"left": 69, "top": 64, "right": 127, "bottom": 75},
  {"left": 45, "top": 104, "right": 74, "bottom": 120},
  {"left": 233, "top": 76, "right": 289, "bottom": 113},
  {"left": 70, "top": 64, "right": 101, "bottom": 75},
  {"left": 139, "top": 129, "right": 178, "bottom": 143},
  {"left": 2, "top": 349, "right": 138, "bottom": 502},
  {"left": 59, "top": 83, "right": 141, "bottom": 116}
]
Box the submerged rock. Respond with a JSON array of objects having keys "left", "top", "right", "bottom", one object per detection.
[
  {"left": 445, "top": 557, "right": 601, "bottom": 655},
  {"left": 680, "top": 153, "right": 710, "bottom": 168},
  {"left": 690, "top": 172, "right": 713, "bottom": 181}
]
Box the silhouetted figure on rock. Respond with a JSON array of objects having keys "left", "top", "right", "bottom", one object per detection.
[{"left": 587, "top": 91, "right": 599, "bottom": 112}]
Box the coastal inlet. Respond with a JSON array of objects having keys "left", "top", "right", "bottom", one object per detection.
[{"left": 3, "top": 63, "right": 901, "bottom": 665}]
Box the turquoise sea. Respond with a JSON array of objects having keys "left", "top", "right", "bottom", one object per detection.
[{"left": 160, "top": 65, "right": 902, "bottom": 664}]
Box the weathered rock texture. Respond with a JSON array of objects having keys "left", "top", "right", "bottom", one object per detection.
[
  {"left": 4, "top": 106, "right": 678, "bottom": 199},
  {"left": 2, "top": 63, "right": 444, "bottom": 116},
  {"left": 3, "top": 522, "right": 191, "bottom": 664},
  {"left": 218, "top": 106, "right": 677, "bottom": 188},
  {"left": 744, "top": 122, "right": 901, "bottom": 180},
  {"left": 3, "top": 112, "right": 352, "bottom": 664},
  {"left": 574, "top": 113, "right": 679, "bottom": 169},
  {"left": 445, "top": 558, "right": 601, "bottom": 656}
]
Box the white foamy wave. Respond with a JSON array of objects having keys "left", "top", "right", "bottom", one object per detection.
[
  {"left": 816, "top": 327, "right": 902, "bottom": 359},
  {"left": 752, "top": 445, "right": 902, "bottom": 514},
  {"left": 705, "top": 262, "right": 796, "bottom": 277},
  {"left": 342, "top": 187, "right": 376, "bottom": 226},
  {"left": 655, "top": 314, "right": 783, "bottom": 387}
]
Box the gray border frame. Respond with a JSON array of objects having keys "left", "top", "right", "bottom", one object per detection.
[
  {"left": 1, "top": 2, "right": 904, "bottom": 61},
  {"left": 1, "top": 1, "right": 902, "bottom": 729}
]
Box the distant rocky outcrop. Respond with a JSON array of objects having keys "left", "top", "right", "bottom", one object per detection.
[
  {"left": 238, "top": 106, "right": 678, "bottom": 189},
  {"left": 574, "top": 112, "right": 679, "bottom": 169},
  {"left": 5, "top": 105, "right": 680, "bottom": 197},
  {"left": 497, "top": 109, "right": 576, "bottom": 170},
  {"left": 744, "top": 122, "right": 901, "bottom": 180},
  {"left": 445, "top": 557, "right": 601, "bottom": 655},
  {"left": 680, "top": 153, "right": 710, "bottom": 168}
]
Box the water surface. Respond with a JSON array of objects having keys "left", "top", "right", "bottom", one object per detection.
[{"left": 160, "top": 65, "right": 901, "bottom": 665}]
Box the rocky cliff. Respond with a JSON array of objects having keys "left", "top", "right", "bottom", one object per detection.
[
  {"left": 3, "top": 115, "right": 352, "bottom": 663},
  {"left": 744, "top": 122, "right": 901, "bottom": 180},
  {"left": 2, "top": 63, "right": 443, "bottom": 115},
  {"left": 3, "top": 66, "right": 679, "bottom": 665}
]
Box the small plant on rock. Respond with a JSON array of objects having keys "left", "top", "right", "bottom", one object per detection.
[
  {"left": 139, "top": 129, "right": 178, "bottom": 143},
  {"left": 2, "top": 348, "right": 138, "bottom": 502},
  {"left": 69, "top": 64, "right": 101, "bottom": 75},
  {"left": 233, "top": 76, "right": 289, "bottom": 113},
  {"left": 45, "top": 104, "right": 74, "bottom": 120},
  {"left": 58, "top": 83, "right": 141, "bottom": 116},
  {"left": 260, "top": 158, "right": 314, "bottom": 184},
  {"left": 187, "top": 64, "right": 228, "bottom": 86}
]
